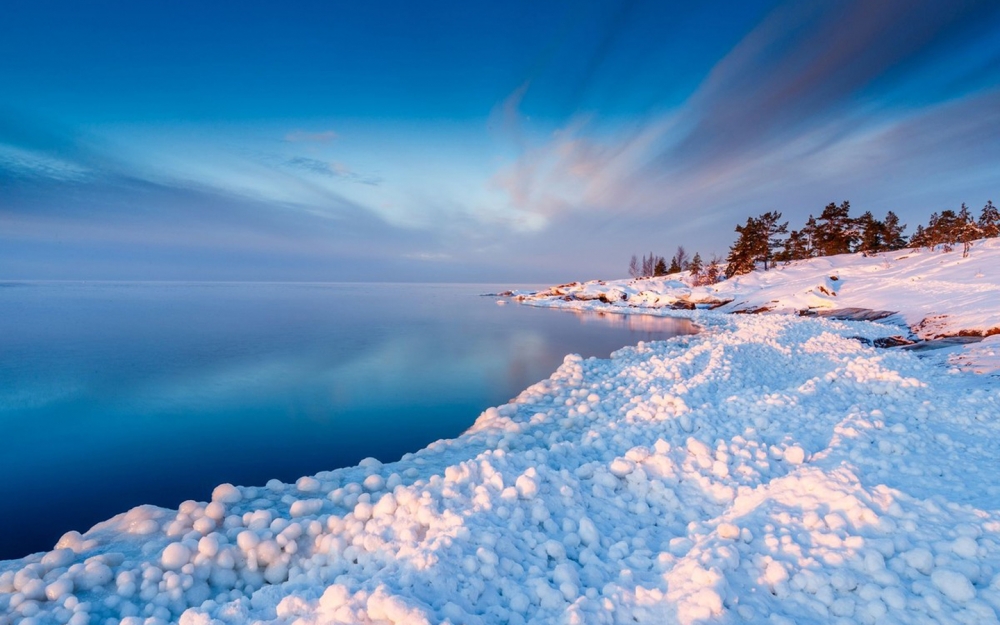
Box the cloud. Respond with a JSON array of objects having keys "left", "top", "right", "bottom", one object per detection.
[
  {"left": 283, "top": 156, "right": 382, "bottom": 186},
  {"left": 489, "top": 0, "right": 1000, "bottom": 252},
  {"left": 0, "top": 113, "right": 563, "bottom": 281},
  {"left": 0, "top": 114, "right": 452, "bottom": 280},
  {"left": 660, "top": 0, "right": 1000, "bottom": 171},
  {"left": 0, "top": 166, "right": 462, "bottom": 281},
  {"left": 0, "top": 108, "right": 131, "bottom": 179},
  {"left": 404, "top": 252, "right": 452, "bottom": 262},
  {"left": 283, "top": 130, "right": 338, "bottom": 143},
  {"left": 0, "top": 144, "right": 92, "bottom": 182}
]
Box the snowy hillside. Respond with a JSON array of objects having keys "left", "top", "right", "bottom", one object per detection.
[
  {"left": 518, "top": 238, "right": 1000, "bottom": 340},
  {"left": 3, "top": 245, "right": 1000, "bottom": 625}
]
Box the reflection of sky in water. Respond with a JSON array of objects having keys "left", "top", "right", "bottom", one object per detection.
[{"left": 0, "top": 283, "right": 695, "bottom": 559}]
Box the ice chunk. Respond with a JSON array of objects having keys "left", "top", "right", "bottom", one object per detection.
[
  {"left": 373, "top": 494, "right": 397, "bottom": 518},
  {"left": 211, "top": 483, "right": 242, "bottom": 504},
  {"left": 354, "top": 501, "right": 373, "bottom": 521},
  {"left": 289, "top": 498, "right": 323, "bottom": 518},
  {"left": 578, "top": 517, "right": 600, "bottom": 546},
  {"left": 902, "top": 548, "right": 934, "bottom": 575},
  {"left": 783, "top": 446, "right": 805, "bottom": 465},
  {"left": 363, "top": 474, "right": 385, "bottom": 492},
  {"left": 161, "top": 543, "right": 191, "bottom": 571},
  {"left": 296, "top": 476, "right": 321, "bottom": 493},
  {"left": 952, "top": 536, "right": 978, "bottom": 559},
  {"left": 204, "top": 501, "right": 226, "bottom": 521},
  {"left": 198, "top": 534, "right": 220, "bottom": 558},
  {"left": 931, "top": 569, "right": 976, "bottom": 603},
  {"left": 609, "top": 458, "right": 635, "bottom": 478},
  {"left": 44, "top": 578, "right": 73, "bottom": 602},
  {"left": 76, "top": 561, "right": 113, "bottom": 590},
  {"left": 40, "top": 548, "right": 75, "bottom": 569},
  {"left": 516, "top": 469, "right": 539, "bottom": 499},
  {"left": 717, "top": 523, "right": 740, "bottom": 540}
]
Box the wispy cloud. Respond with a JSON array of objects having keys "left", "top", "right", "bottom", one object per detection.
[
  {"left": 283, "top": 156, "right": 382, "bottom": 186},
  {"left": 404, "top": 251, "right": 452, "bottom": 262},
  {"left": 0, "top": 144, "right": 93, "bottom": 182},
  {"left": 283, "top": 130, "right": 338, "bottom": 143},
  {"left": 663, "top": 0, "right": 1000, "bottom": 170},
  {"left": 491, "top": 0, "right": 1000, "bottom": 239},
  {"left": 4, "top": 0, "right": 1000, "bottom": 283}
]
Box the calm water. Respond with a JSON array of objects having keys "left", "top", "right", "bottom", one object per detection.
[{"left": 0, "top": 282, "right": 696, "bottom": 560}]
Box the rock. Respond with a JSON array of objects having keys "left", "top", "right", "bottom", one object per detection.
[{"left": 873, "top": 335, "right": 914, "bottom": 348}]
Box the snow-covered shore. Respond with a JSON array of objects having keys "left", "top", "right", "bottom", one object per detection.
[
  {"left": 4, "top": 247, "right": 1000, "bottom": 625},
  {"left": 516, "top": 239, "right": 1000, "bottom": 341}
]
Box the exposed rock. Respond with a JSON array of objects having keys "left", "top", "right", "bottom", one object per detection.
[
  {"left": 873, "top": 335, "right": 915, "bottom": 348},
  {"left": 705, "top": 299, "right": 734, "bottom": 310},
  {"left": 799, "top": 308, "right": 898, "bottom": 322},
  {"left": 732, "top": 305, "right": 774, "bottom": 315},
  {"left": 901, "top": 336, "right": 985, "bottom": 352},
  {"left": 957, "top": 327, "right": 1000, "bottom": 338}
]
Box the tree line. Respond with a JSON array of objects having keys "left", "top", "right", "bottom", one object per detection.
[
  {"left": 628, "top": 247, "right": 723, "bottom": 286},
  {"left": 629, "top": 199, "right": 999, "bottom": 281}
]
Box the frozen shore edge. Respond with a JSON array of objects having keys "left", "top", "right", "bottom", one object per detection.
[{"left": 3, "top": 258, "right": 1000, "bottom": 623}]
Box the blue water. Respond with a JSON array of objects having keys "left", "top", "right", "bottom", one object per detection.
[{"left": 0, "top": 282, "right": 696, "bottom": 560}]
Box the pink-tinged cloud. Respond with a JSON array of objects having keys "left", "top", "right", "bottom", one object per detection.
[{"left": 489, "top": 0, "right": 1000, "bottom": 246}]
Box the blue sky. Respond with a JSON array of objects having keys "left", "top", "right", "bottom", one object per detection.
[{"left": 2, "top": 0, "right": 1000, "bottom": 282}]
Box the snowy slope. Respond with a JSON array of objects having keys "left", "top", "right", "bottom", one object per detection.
[
  {"left": 3, "top": 313, "right": 1000, "bottom": 625},
  {"left": 517, "top": 238, "right": 1000, "bottom": 340}
]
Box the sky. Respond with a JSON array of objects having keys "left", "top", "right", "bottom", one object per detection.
[{"left": 2, "top": 0, "right": 1000, "bottom": 283}]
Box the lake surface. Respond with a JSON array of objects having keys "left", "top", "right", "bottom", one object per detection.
[{"left": 0, "top": 282, "right": 696, "bottom": 560}]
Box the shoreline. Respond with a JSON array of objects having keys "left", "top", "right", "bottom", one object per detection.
[{"left": 3, "top": 254, "right": 1000, "bottom": 624}]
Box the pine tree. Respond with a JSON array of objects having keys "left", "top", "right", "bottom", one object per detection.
[
  {"left": 980, "top": 200, "right": 1000, "bottom": 238},
  {"left": 959, "top": 218, "right": 982, "bottom": 258},
  {"left": 705, "top": 256, "right": 722, "bottom": 284},
  {"left": 924, "top": 212, "right": 942, "bottom": 249},
  {"left": 688, "top": 252, "right": 703, "bottom": 275},
  {"left": 801, "top": 216, "right": 819, "bottom": 257},
  {"left": 758, "top": 211, "right": 788, "bottom": 269},
  {"left": 667, "top": 256, "right": 681, "bottom": 274},
  {"left": 813, "top": 201, "right": 856, "bottom": 256},
  {"left": 654, "top": 257, "right": 668, "bottom": 276},
  {"left": 909, "top": 224, "right": 928, "bottom": 249},
  {"left": 883, "top": 211, "right": 908, "bottom": 250},
  {"left": 958, "top": 203, "right": 973, "bottom": 225},
  {"left": 688, "top": 252, "right": 704, "bottom": 285},
  {"left": 780, "top": 230, "right": 810, "bottom": 262},
  {"left": 929, "top": 209, "right": 962, "bottom": 251},
  {"left": 856, "top": 211, "right": 884, "bottom": 254},
  {"left": 956, "top": 204, "right": 980, "bottom": 258},
  {"left": 725, "top": 216, "right": 764, "bottom": 278}
]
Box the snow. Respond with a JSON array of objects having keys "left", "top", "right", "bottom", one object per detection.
[
  {"left": 517, "top": 238, "right": 1000, "bottom": 340},
  {"left": 3, "top": 244, "right": 1000, "bottom": 624}
]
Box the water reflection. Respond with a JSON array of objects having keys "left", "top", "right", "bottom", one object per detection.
[
  {"left": 556, "top": 307, "right": 699, "bottom": 333},
  {"left": 0, "top": 283, "right": 695, "bottom": 559}
]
